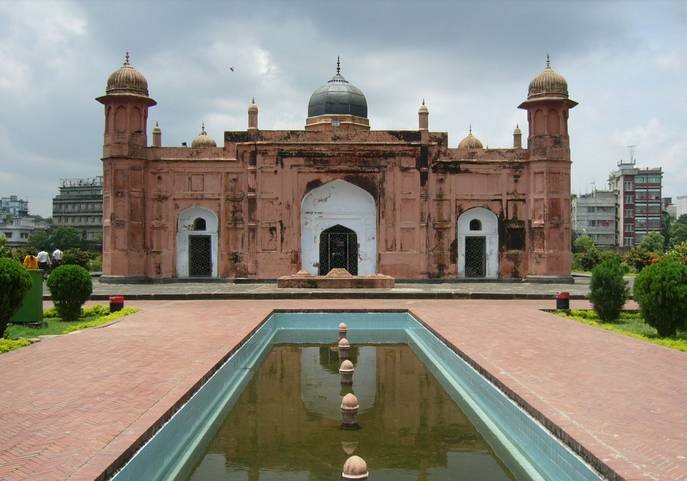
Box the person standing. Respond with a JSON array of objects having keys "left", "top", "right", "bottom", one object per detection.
[
  {"left": 37, "top": 250, "right": 50, "bottom": 272},
  {"left": 52, "top": 248, "right": 63, "bottom": 269}
]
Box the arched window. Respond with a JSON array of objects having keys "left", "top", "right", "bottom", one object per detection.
[
  {"left": 470, "top": 219, "right": 482, "bottom": 231},
  {"left": 193, "top": 217, "right": 206, "bottom": 231}
]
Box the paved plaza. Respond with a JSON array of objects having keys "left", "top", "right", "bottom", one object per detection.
[{"left": 0, "top": 298, "right": 683, "bottom": 481}]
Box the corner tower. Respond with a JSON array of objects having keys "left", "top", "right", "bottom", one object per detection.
[
  {"left": 305, "top": 57, "right": 369, "bottom": 132},
  {"left": 518, "top": 55, "right": 577, "bottom": 158},
  {"left": 518, "top": 56, "right": 577, "bottom": 280},
  {"left": 96, "top": 53, "right": 156, "bottom": 277}
]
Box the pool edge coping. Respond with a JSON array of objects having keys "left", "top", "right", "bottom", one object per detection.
[{"left": 98, "top": 307, "right": 619, "bottom": 481}]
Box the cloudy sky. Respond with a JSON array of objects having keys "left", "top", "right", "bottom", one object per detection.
[{"left": 0, "top": 0, "right": 685, "bottom": 216}]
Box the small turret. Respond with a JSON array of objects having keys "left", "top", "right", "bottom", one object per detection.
[
  {"left": 418, "top": 99, "right": 429, "bottom": 143},
  {"left": 248, "top": 98, "right": 258, "bottom": 131},
  {"left": 152, "top": 121, "right": 161, "bottom": 147},
  {"left": 513, "top": 124, "right": 522, "bottom": 149}
]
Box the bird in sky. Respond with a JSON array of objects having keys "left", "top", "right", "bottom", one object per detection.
[{"left": 229, "top": 66, "right": 235, "bottom": 72}]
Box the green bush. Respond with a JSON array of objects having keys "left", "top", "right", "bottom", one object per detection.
[
  {"left": 46, "top": 265, "right": 93, "bottom": 321},
  {"left": 573, "top": 246, "right": 603, "bottom": 271},
  {"left": 0, "top": 258, "right": 32, "bottom": 337},
  {"left": 573, "top": 235, "right": 594, "bottom": 253},
  {"left": 634, "top": 258, "right": 687, "bottom": 337},
  {"left": 589, "top": 256, "right": 628, "bottom": 322},
  {"left": 62, "top": 248, "right": 93, "bottom": 269},
  {"left": 625, "top": 247, "right": 656, "bottom": 272}
]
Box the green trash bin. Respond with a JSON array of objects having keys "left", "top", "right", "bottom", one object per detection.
[{"left": 11, "top": 269, "right": 44, "bottom": 325}]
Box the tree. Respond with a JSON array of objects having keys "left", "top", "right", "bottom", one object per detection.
[
  {"left": 0, "top": 258, "right": 32, "bottom": 337},
  {"left": 638, "top": 232, "right": 665, "bottom": 254},
  {"left": 27, "top": 230, "right": 50, "bottom": 251},
  {"left": 573, "top": 235, "right": 594, "bottom": 253},
  {"left": 670, "top": 222, "right": 687, "bottom": 247},
  {"left": 0, "top": 234, "right": 10, "bottom": 257},
  {"left": 49, "top": 227, "right": 82, "bottom": 250}
]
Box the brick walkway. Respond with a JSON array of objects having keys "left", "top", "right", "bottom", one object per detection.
[{"left": 0, "top": 299, "right": 684, "bottom": 481}]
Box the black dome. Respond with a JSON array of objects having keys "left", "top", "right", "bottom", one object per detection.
[{"left": 308, "top": 72, "right": 368, "bottom": 118}]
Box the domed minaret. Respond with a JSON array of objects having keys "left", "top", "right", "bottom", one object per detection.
[
  {"left": 96, "top": 52, "right": 156, "bottom": 156},
  {"left": 518, "top": 55, "right": 577, "bottom": 280},
  {"left": 305, "top": 57, "right": 369, "bottom": 132},
  {"left": 518, "top": 55, "right": 577, "bottom": 158},
  {"left": 96, "top": 53, "right": 156, "bottom": 277}
]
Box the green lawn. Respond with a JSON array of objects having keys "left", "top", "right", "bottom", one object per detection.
[
  {"left": 555, "top": 309, "right": 687, "bottom": 352},
  {"left": 2, "top": 305, "right": 138, "bottom": 353}
]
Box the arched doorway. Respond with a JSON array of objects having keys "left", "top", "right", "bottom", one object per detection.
[
  {"left": 457, "top": 207, "right": 499, "bottom": 279},
  {"left": 319, "top": 224, "right": 358, "bottom": 275},
  {"left": 176, "top": 206, "right": 218, "bottom": 278},
  {"left": 301, "top": 180, "right": 376, "bottom": 275}
]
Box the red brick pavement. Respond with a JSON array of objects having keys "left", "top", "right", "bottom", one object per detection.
[{"left": 0, "top": 299, "right": 685, "bottom": 481}]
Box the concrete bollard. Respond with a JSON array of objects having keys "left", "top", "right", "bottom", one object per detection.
[
  {"left": 338, "top": 337, "right": 351, "bottom": 360},
  {"left": 342, "top": 455, "right": 368, "bottom": 480},
  {"left": 339, "top": 359, "right": 354, "bottom": 385},
  {"left": 341, "top": 393, "right": 359, "bottom": 428},
  {"left": 338, "top": 322, "right": 348, "bottom": 340}
]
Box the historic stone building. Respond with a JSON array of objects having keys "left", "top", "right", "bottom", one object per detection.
[{"left": 97, "top": 55, "right": 576, "bottom": 280}]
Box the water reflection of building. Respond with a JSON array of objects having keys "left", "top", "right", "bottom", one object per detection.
[{"left": 190, "top": 345, "right": 513, "bottom": 481}]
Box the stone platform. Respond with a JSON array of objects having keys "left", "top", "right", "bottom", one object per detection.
[{"left": 277, "top": 268, "right": 394, "bottom": 288}]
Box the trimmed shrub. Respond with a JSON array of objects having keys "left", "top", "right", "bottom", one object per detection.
[
  {"left": 589, "top": 256, "right": 628, "bottom": 322},
  {"left": 0, "top": 258, "right": 32, "bottom": 337},
  {"left": 634, "top": 258, "right": 687, "bottom": 337},
  {"left": 47, "top": 265, "right": 93, "bottom": 321},
  {"left": 573, "top": 246, "right": 602, "bottom": 271}
]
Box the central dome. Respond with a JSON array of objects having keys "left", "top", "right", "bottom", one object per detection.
[{"left": 308, "top": 59, "right": 367, "bottom": 118}]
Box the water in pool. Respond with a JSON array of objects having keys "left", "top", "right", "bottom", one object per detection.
[{"left": 187, "top": 344, "right": 517, "bottom": 480}]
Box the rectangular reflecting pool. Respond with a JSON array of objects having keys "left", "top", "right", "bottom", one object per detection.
[
  {"left": 111, "top": 312, "right": 603, "bottom": 481},
  {"left": 188, "top": 344, "right": 516, "bottom": 480}
]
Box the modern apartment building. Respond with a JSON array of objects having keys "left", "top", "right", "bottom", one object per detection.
[
  {"left": 0, "top": 216, "right": 50, "bottom": 247},
  {"left": 52, "top": 177, "right": 104, "bottom": 249},
  {"left": 572, "top": 190, "right": 618, "bottom": 246},
  {"left": 608, "top": 158, "right": 662, "bottom": 246},
  {"left": 676, "top": 195, "right": 687, "bottom": 218},
  {"left": 0, "top": 195, "right": 29, "bottom": 218}
]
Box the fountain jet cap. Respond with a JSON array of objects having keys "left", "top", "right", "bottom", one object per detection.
[
  {"left": 342, "top": 455, "right": 368, "bottom": 480},
  {"left": 341, "top": 393, "right": 359, "bottom": 427},
  {"left": 339, "top": 359, "right": 354, "bottom": 385},
  {"left": 338, "top": 322, "right": 348, "bottom": 340},
  {"left": 338, "top": 337, "right": 351, "bottom": 360}
]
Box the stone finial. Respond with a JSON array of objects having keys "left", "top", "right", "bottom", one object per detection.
[
  {"left": 339, "top": 359, "right": 354, "bottom": 385},
  {"left": 341, "top": 393, "right": 359, "bottom": 427},
  {"left": 248, "top": 97, "right": 258, "bottom": 131},
  {"left": 513, "top": 123, "right": 522, "bottom": 149},
  {"left": 342, "top": 455, "right": 368, "bottom": 480},
  {"left": 152, "top": 121, "right": 162, "bottom": 147},
  {"left": 337, "top": 55, "right": 341, "bottom": 75},
  {"left": 338, "top": 322, "right": 348, "bottom": 340},
  {"left": 338, "top": 337, "right": 351, "bottom": 360}
]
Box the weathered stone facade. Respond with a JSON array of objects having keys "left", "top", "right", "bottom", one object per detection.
[{"left": 97, "top": 56, "right": 576, "bottom": 280}]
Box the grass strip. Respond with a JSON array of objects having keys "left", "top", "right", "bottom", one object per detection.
[{"left": 555, "top": 309, "right": 687, "bottom": 352}]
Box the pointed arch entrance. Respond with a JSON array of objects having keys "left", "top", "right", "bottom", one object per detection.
[
  {"left": 301, "top": 180, "right": 376, "bottom": 275},
  {"left": 176, "top": 206, "right": 218, "bottom": 278},
  {"left": 457, "top": 207, "right": 499, "bottom": 279},
  {"left": 319, "top": 224, "right": 358, "bottom": 275}
]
